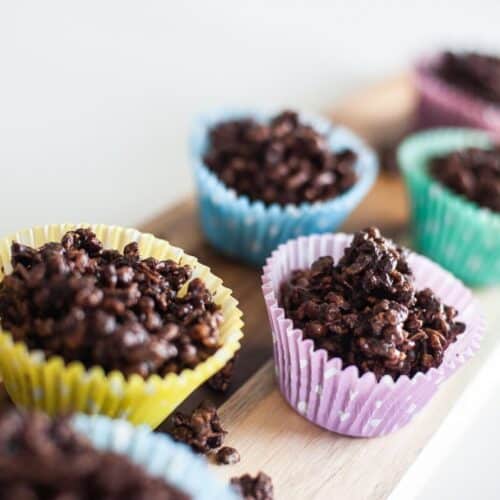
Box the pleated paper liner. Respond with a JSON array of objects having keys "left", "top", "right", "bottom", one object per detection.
[
  {"left": 398, "top": 128, "right": 500, "bottom": 286},
  {"left": 262, "top": 233, "right": 484, "bottom": 437},
  {"left": 414, "top": 55, "right": 500, "bottom": 138},
  {"left": 190, "top": 109, "right": 378, "bottom": 266},
  {"left": 72, "top": 413, "right": 237, "bottom": 500},
  {"left": 0, "top": 224, "right": 243, "bottom": 428}
]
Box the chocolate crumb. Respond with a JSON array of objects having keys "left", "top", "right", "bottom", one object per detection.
[
  {"left": 230, "top": 472, "right": 274, "bottom": 500},
  {"left": 204, "top": 110, "right": 358, "bottom": 206},
  {"left": 170, "top": 400, "right": 226, "bottom": 454},
  {"left": 208, "top": 355, "right": 238, "bottom": 393},
  {"left": 430, "top": 147, "right": 500, "bottom": 213},
  {"left": 280, "top": 227, "right": 466, "bottom": 380},
  {"left": 0, "top": 228, "right": 223, "bottom": 378},
  {"left": 216, "top": 446, "right": 240, "bottom": 465}
]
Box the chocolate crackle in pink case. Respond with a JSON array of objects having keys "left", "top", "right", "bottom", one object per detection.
[
  {"left": 415, "top": 51, "right": 500, "bottom": 138},
  {"left": 262, "top": 228, "right": 484, "bottom": 437}
]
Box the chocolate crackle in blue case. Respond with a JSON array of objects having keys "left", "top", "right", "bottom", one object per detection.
[
  {"left": 190, "top": 109, "right": 378, "bottom": 266},
  {"left": 72, "top": 414, "right": 237, "bottom": 500}
]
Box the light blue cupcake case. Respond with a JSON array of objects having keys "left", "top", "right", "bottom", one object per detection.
[
  {"left": 72, "top": 414, "right": 237, "bottom": 500},
  {"left": 190, "top": 109, "right": 379, "bottom": 266}
]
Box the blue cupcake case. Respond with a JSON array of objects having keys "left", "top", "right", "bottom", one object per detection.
[
  {"left": 190, "top": 109, "right": 378, "bottom": 266},
  {"left": 72, "top": 414, "right": 237, "bottom": 500}
]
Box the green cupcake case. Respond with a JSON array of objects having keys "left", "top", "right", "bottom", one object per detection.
[{"left": 398, "top": 128, "right": 500, "bottom": 287}]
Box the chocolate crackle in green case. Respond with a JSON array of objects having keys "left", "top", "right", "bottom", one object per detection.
[{"left": 398, "top": 127, "right": 500, "bottom": 287}]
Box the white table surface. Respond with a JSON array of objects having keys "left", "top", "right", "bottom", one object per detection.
[{"left": 392, "top": 288, "right": 500, "bottom": 500}]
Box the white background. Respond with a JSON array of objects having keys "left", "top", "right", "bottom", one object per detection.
[
  {"left": 0, "top": 1, "right": 499, "bottom": 236},
  {"left": 1, "top": 2, "right": 499, "bottom": 499}
]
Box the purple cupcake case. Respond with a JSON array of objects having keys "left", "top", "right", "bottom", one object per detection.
[
  {"left": 262, "top": 233, "right": 484, "bottom": 437},
  {"left": 415, "top": 55, "right": 500, "bottom": 138}
]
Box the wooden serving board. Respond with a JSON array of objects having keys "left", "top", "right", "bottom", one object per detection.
[{"left": 1, "top": 74, "right": 497, "bottom": 500}]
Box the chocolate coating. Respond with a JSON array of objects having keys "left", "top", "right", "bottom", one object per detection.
[
  {"left": 436, "top": 51, "right": 500, "bottom": 104},
  {"left": 204, "top": 110, "right": 358, "bottom": 205},
  {"left": 0, "top": 228, "right": 223, "bottom": 378},
  {"left": 170, "top": 400, "right": 227, "bottom": 454},
  {"left": 216, "top": 446, "right": 240, "bottom": 465},
  {"left": 280, "top": 228, "right": 466, "bottom": 380},
  {"left": 0, "top": 410, "right": 188, "bottom": 500},
  {"left": 230, "top": 472, "right": 274, "bottom": 500},
  {"left": 430, "top": 147, "right": 500, "bottom": 213}
]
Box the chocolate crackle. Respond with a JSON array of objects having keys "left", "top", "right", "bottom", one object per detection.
[
  {"left": 436, "top": 51, "right": 500, "bottom": 104},
  {"left": 0, "top": 410, "right": 188, "bottom": 499},
  {"left": 280, "top": 228, "right": 466, "bottom": 380},
  {"left": 430, "top": 147, "right": 500, "bottom": 213},
  {"left": 0, "top": 228, "right": 223, "bottom": 378},
  {"left": 170, "top": 401, "right": 241, "bottom": 466},
  {"left": 170, "top": 400, "right": 227, "bottom": 454},
  {"left": 208, "top": 354, "right": 238, "bottom": 393},
  {"left": 204, "top": 110, "right": 357, "bottom": 205},
  {"left": 216, "top": 446, "right": 240, "bottom": 465}
]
